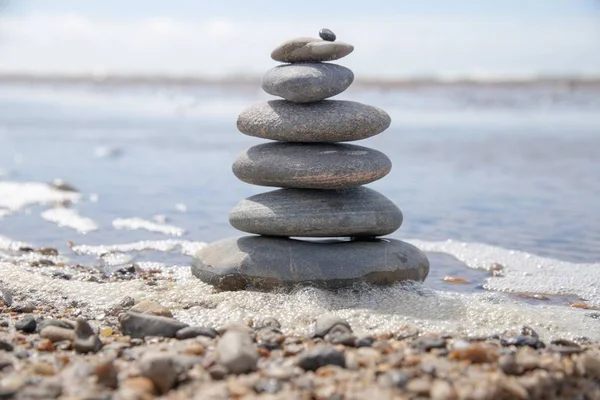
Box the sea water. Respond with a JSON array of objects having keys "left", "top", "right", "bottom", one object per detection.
[{"left": 0, "top": 81, "right": 599, "bottom": 340}]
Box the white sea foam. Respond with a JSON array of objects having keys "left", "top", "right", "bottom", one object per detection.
[
  {"left": 0, "top": 238, "right": 598, "bottom": 341},
  {"left": 112, "top": 218, "right": 186, "bottom": 236},
  {"left": 41, "top": 208, "right": 99, "bottom": 233},
  {"left": 71, "top": 239, "right": 205, "bottom": 256},
  {"left": 0, "top": 181, "right": 81, "bottom": 217}
]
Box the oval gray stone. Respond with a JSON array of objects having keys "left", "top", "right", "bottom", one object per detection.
[
  {"left": 261, "top": 63, "right": 354, "bottom": 103},
  {"left": 232, "top": 143, "right": 391, "bottom": 189},
  {"left": 191, "top": 236, "right": 430, "bottom": 291},
  {"left": 229, "top": 187, "right": 402, "bottom": 237},
  {"left": 271, "top": 37, "right": 353, "bottom": 63},
  {"left": 237, "top": 100, "right": 391, "bottom": 142}
]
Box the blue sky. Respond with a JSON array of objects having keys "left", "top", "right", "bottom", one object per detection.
[{"left": 1, "top": 0, "right": 599, "bottom": 78}]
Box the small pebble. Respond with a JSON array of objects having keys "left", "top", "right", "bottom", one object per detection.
[
  {"left": 95, "top": 359, "right": 119, "bottom": 389},
  {"left": 319, "top": 28, "right": 336, "bottom": 41},
  {"left": 120, "top": 296, "right": 136, "bottom": 308},
  {"left": 254, "top": 378, "right": 283, "bottom": 394},
  {"left": 40, "top": 326, "right": 75, "bottom": 342},
  {"left": 11, "top": 303, "right": 35, "bottom": 313},
  {"left": 0, "top": 340, "right": 14, "bottom": 352},
  {"left": 313, "top": 315, "right": 352, "bottom": 338},
  {"left": 217, "top": 330, "right": 258, "bottom": 374},
  {"left": 74, "top": 318, "right": 103, "bottom": 354},
  {"left": 443, "top": 276, "right": 469, "bottom": 284},
  {"left": 140, "top": 353, "right": 179, "bottom": 394},
  {"left": 130, "top": 300, "right": 173, "bottom": 318},
  {"left": 412, "top": 337, "right": 447, "bottom": 351},
  {"left": 378, "top": 370, "right": 410, "bottom": 388},
  {"left": 297, "top": 346, "right": 346, "bottom": 371},
  {"left": 176, "top": 326, "right": 218, "bottom": 340},
  {"left": 15, "top": 316, "right": 36, "bottom": 333}
]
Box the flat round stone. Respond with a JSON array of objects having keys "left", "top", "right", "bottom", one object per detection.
[
  {"left": 191, "top": 236, "right": 430, "bottom": 291},
  {"left": 229, "top": 187, "right": 402, "bottom": 237},
  {"left": 237, "top": 100, "right": 391, "bottom": 142},
  {"left": 271, "top": 37, "right": 353, "bottom": 63},
  {"left": 232, "top": 143, "right": 391, "bottom": 189},
  {"left": 262, "top": 63, "right": 353, "bottom": 103}
]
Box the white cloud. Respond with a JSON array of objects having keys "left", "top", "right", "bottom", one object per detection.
[{"left": 0, "top": 13, "right": 598, "bottom": 77}]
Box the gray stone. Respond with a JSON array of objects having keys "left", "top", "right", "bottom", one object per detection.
[
  {"left": 262, "top": 63, "right": 353, "bottom": 103},
  {"left": 319, "top": 28, "right": 336, "bottom": 41},
  {"left": 191, "top": 236, "right": 430, "bottom": 291},
  {"left": 217, "top": 330, "right": 258, "bottom": 374},
  {"left": 40, "top": 326, "right": 75, "bottom": 342},
  {"left": 297, "top": 346, "right": 346, "bottom": 371},
  {"left": 74, "top": 318, "right": 103, "bottom": 354},
  {"left": 271, "top": 37, "right": 353, "bottom": 63},
  {"left": 139, "top": 353, "right": 178, "bottom": 394},
  {"left": 175, "top": 326, "right": 217, "bottom": 340},
  {"left": 232, "top": 143, "right": 391, "bottom": 189},
  {"left": 237, "top": 100, "right": 391, "bottom": 142},
  {"left": 314, "top": 315, "right": 352, "bottom": 338},
  {"left": 15, "top": 316, "right": 36, "bottom": 333},
  {"left": 119, "top": 311, "right": 188, "bottom": 339},
  {"left": 36, "top": 318, "right": 75, "bottom": 333},
  {"left": 229, "top": 187, "right": 402, "bottom": 237}
]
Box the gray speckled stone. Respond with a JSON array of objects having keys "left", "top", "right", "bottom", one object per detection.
[
  {"left": 237, "top": 100, "right": 391, "bottom": 142},
  {"left": 232, "top": 143, "right": 391, "bottom": 189},
  {"left": 229, "top": 187, "right": 402, "bottom": 237},
  {"left": 262, "top": 63, "right": 353, "bottom": 103},
  {"left": 271, "top": 37, "right": 353, "bottom": 63},
  {"left": 191, "top": 236, "right": 430, "bottom": 291}
]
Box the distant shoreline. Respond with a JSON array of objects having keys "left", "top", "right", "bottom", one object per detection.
[{"left": 1, "top": 73, "right": 599, "bottom": 89}]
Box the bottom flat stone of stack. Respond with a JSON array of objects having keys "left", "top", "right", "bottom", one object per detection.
[
  {"left": 191, "top": 236, "right": 429, "bottom": 291},
  {"left": 229, "top": 187, "right": 402, "bottom": 237}
]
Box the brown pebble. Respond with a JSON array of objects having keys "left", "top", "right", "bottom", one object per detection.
[
  {"left": 406, "top": 377, "right": 431, "bottom": 395},
  {"left": 95, "top": 359, "right": 119, "bottom": 389},
  {"left": 448, "top": 344, "right": 497, "bottom": 363},
  {"left": 498, "top": 354, "right": 522, "bottom": 375},
  {"left": 130, "top": 300, "right": 173, "bottom": 318},
  {"left": 33, "top": 362, "right": 55, "bottom": 376},
  {"left": 36, "top": 338, "right": 56, "bottom": 352},
  {"left": 570, "top": 302, "right": 594, "bottom": 309},
  {"left": 208, "top": 364, "right": 228, "bottom": 380},
  {"left": 183, "top": 344, "right": 205, "bottom": 356},
  {"left": 122, "top": 377, "right": 156, "bottom": 394},
  {"left": 442, "top": 276, "right": 469, "bottom": 284},
  {"left": 257, "top": 347, "right": 270, "bottom": 357}
]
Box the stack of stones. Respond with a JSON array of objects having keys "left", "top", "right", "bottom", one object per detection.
[{"left": 192, "top": 30, "right": 430, "bottom": 291}]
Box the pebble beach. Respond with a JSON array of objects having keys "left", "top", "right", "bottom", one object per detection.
[{"left": 1, "top": 245, "right": 600, "bottom": 400}]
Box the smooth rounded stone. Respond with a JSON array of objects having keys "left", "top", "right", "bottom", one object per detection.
[
  {"left": 297, "top": 346, "right": 346, "bottom": 371},
  {"left": 15, "top": 316, "right": 36, "bottom": 333},
  {"left": 319, "top": 28, "right": 336, "bottom": 42},
  {"left": 262, "top": 63, "right": 353, "bottom": 103},
  {"left": 40, "top": 326, "right": 75, "bottom": 342},
  {"left": 175, "top": 326, "right": 218, "bottom": 340},
  {"left": 130, "top": 300, "right": 173, "bottom": 318},
  {"left": 232, "top": 143, "right": 391, "bottom": 190},
  {"left": 271, "top": 37, "right": 353, "bottom": 63},
  {"left": 229, "top": 187, "right": 402, "bottom": 237},
  {"left": 74, "top": 318, "right": 103, "bottom": 354},
  {"left": 314, "top": 315, "right": 352, "bottom": 338},
  {"left": 119, "top": 311, "right": 188, "bottom": 339},
  {"left": 217, "top": 330, "right": 259, "bottom": 374},
  {"left": 191, "top": 236, "right": 430, "bottom": 291},
  {"left": 139, "top": 353, "right": 178, "bottom": 394},
  {"left": 237, "top": 100, "right": 391, "bottom": 142}
]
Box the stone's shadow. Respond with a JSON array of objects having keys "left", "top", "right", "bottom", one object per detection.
[
  {"left": 228, "top": 187, "right": 403, "bottom": 237},
  {"left": 191, "top": 235, "right": 429, "bottom": 292}
]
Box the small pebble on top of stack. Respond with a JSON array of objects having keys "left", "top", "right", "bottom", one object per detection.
[{"left": 192, "top": 29, "right": 430, "bottom": 291}]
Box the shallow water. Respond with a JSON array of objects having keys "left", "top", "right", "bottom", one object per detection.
[{"left": 0, "top": 82, "right": 599, "bottom": 339}]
